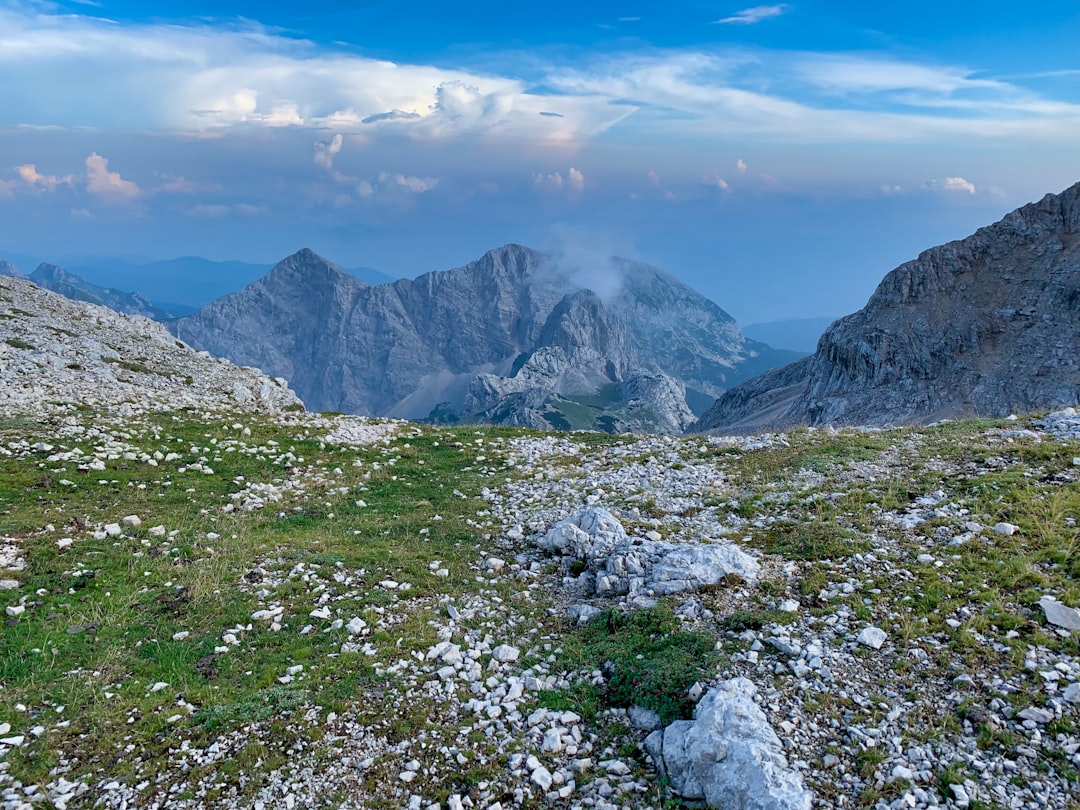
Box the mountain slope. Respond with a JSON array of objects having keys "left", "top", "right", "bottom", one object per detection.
[
  {"left": 694, "top": 180, "right": 1080, "bottom": 433},
  {"left": 0, "top": 274, "right": 301, "bottom": 416},
  {"left": 29, "top": 264, "right": 176, "bottom": 320},
  {"left": 174, "top": 244, "right": 796, "bottom": 433}
]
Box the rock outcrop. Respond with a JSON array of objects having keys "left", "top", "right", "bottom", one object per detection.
[
  {"left": 644, "top": 677, "right": 813, "bottom": 810},
  {"left": 694, "top": 181, "right": 1080, "bottom": 433},
  {"left": 0, "top": 274, "right": 302, "bottom": 417},
  {"left": 28, "top": 263, "right": 176, "bottom": 320},
  {"left": 537, "top": 507, "right": 759, "bottom": 604},
  {"left": 173, "top": 245, "right": 797, "bottom": 434}
]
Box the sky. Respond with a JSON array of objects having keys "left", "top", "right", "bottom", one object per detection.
[{"left": 1, "top": 0, "right": 1079, "bottom": 322}]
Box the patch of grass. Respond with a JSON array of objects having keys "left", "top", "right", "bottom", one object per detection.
[
  {"left": 554, "top": 606, "right": 722, "bottom": 724},
  {"left": 4, "top": 336, "right": 34, "bottom": 350}
]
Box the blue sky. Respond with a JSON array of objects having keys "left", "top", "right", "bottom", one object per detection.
[{"left": 1, "top": 0, "right": 1078, "bottom": 322}]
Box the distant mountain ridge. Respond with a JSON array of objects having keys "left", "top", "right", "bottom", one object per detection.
[
  {"left": 0, "top": 253, "right": 395, "bottom": 310},
  {"left": 173, "top": 244, "right": 800, "bottom": 433},
  {"left": 28, "top": 263, "right": 177, "bottom": 320},
  {"left": 694, "top": 180, "right": 1080, "bottom": 433}
]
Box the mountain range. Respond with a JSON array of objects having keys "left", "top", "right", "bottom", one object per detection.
[
  {"left": 694, "top": 179, "right": 1080, "bottom": 432},
  {"left": 171, "top": 245, "right": 800, "bottom": 433},
  {"left": 0, "top": 253, "right": 395, "bottom": 311}
]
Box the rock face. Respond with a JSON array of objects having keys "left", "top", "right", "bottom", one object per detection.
[
  {"left": 694, "top": 181, "right": 1080, "bottom": 432},
  {"left": 0, "top": 275, "right": 302, "bottom": 416},
  {"left": 644, "top": 677, "right": 813, "bottom": 810},
  {"left": 537, "top": 507, "right": 759, "bottom": 602},
  {"left": 28, "top": 264, "right": 176, "bottom": 320},
  {"left": 173, "top": 245, "right": 797, "bottom": 434}
]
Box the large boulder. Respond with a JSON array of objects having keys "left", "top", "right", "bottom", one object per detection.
[
  {"left": 537, "top": 508, "right": 759, "bottom": 599},
  {"left": 644, "top": 677, "right": 812, "bottom": 810}
]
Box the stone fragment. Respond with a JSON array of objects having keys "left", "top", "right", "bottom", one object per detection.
[
  {"left": 993, "top": 522, "right": 1019, "bottom": 536},
  {"left": 856, "top": 626, "right": 887, "bottom": 650},
  {"left": 644, "top": 677, "right": 812, "bottom": 810},
  {"left": 1017, "top": 707, "right": 1053, "bottom": 724},
  {"left": 346, "top": 617, "right": 367, "bottom": 635},
  {"left": 491, "top": 644, "right": 520, "bottom": 663},
  {"left": 121, "top": 515, "right": 141, "bottom": 528},
  {"left": 628, "top": 705, "right": 662, "bottom": 731},
  {"left": 1038, "top": 596, "right": 1080, "bottom": 632},
  {"left": 530, "top": 766, "right": 553, "bottom": 792}
]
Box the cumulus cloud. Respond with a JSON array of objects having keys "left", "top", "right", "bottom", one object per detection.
[
  {"left": 921, "top": 177, "right": 977, "bottom": 195},
  {"left": 714, "top": 4, "right": 789, "bottom": 25},
  {"left": 85, "top": 153, "right": 140, "bottom": 200},
  {"left": 0, "top": 3, "right": 1077, "bottom": 185},
  {"left": 942, "top": 176, "right": 977, "bottom": 194},
  {"left": 15, "top": 164, "right": 75, "bottom": 191},
  {"left": 533, "top": 171, "right": 564, "bottom": 190},
  {"left": 186, "top": 203, "right": 266, "bottom": 217},
  {"left": 314, "top": 133, "right": 344, "bottom": 171},
  {"left": 534, "top": 167, "right": 585, "bottom": 194},
  {"left": 702, "top": 174, "right": 729, "bottom": 190},
  {"left": 354, "top": 172, "right": 438, "bottom": 200},
  {"left": 737, "top": 159, "right": 748, "bottom": 173}
]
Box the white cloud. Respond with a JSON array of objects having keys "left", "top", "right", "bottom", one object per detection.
[
  {"left": 942, "top": 176, "right": 977, "bottom": 194},
  {"left": 186, "top": 202, "right": 266, "bottom": 217},
  {"left": 0, "top": 178, "right": 16, "bottom": 197},
  {"left": 533, "top": 167, "right": 585, "bottom": 194},
  {"left": 353, "top": 172, "right": 438, "bottom": 200},
  {"left": 920, "top": 177, "right": 977, "bottom": 195},
  {"left": 85, "top": 153, "right": 140, "bottom": 200},
  {"left": 715, "top": 4, "right": 789, "bottom": 25},
  {"left": 533, "top": 171, "right": 565, "bottom": 190},
  {"left": 737, "top": 159, "right": 748, "bottom": 173},
  {"left": 314, "top": 133, "right": 344, "bottom": 171},
  {"left": 14, "top": 164, "right": 74, "bottom": 191},
  {"left": 797, "top": 56, "right": 1007, "bottom": 96},
  {"left": 379, "top": 172, "right": 437, "bottom": 193},
  {"left": 0, "top": 3, "right": 1076, "bottom": 178},
  {"left": 702, "top": 174, "right": 729, "bottom": 190},
  {"left": 647, "top": 169, "right": 661, "bottom": 187}
]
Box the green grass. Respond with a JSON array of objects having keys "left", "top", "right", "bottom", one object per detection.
[
  {"left": 0, "top": 410, "right": 513, "bottom": 796},
  {"left": 548, "top": 606, "right": 723, "bottom": 724}
]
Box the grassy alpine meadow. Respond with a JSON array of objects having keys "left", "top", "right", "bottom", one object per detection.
[
  {"left": 0, "top": 406, "right": 1078, "bottom": 808},
  {"left": 0, "top": 408, "right": 544, "bottom": 802}
]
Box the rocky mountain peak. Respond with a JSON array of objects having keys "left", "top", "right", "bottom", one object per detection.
[
  {"left": 174, "top": 243, "right": 798, "bottom": 433},
  {"left": 538, "top": 289, "right": 636, "bottom": 361},
  {"left": 694, "top": 179, "right": 1080, "bottom": 433},
  {"left": 30, "top": 263, "right": 75, "bottom": 283},
  {"left": 261, "top": 248, "right": 355, "bottom": 291}
]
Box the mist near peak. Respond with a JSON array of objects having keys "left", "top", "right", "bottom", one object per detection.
[{"left": 535, "top": 227, "right": 641, "bottom": 304}]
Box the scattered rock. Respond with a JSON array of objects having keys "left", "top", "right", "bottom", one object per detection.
[
  {"left": 856, "top": 626, "right": 887, "bottom": 650},
  {"left": 645, "top": 677, "right": 812, "bottom": 809},
  {"left": 1038, "top": 596, "right": 1080, "bottom": 632}
]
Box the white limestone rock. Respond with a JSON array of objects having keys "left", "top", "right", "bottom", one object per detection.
[
  {"left": 644, "top": 677, "right": 812, "bottom": 810},
  {"left": 1038, "top": 596, "right": 1080, "bottom": 632}
]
